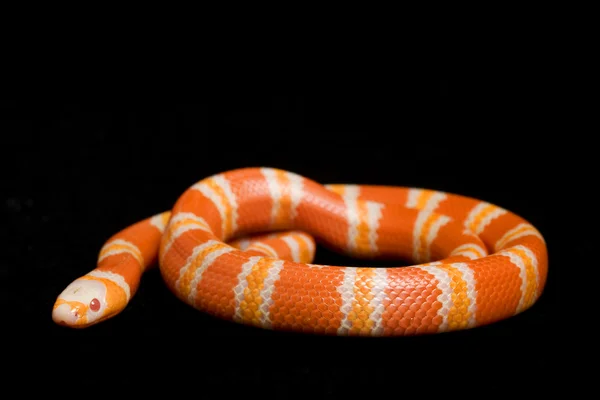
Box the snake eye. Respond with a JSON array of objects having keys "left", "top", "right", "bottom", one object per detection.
[{"left": 89, "top": 298, "right": 100, "bottom": 312}]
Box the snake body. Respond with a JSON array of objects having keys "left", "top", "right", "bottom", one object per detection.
[{"left": 52, "top": 167, "right": 547, "bottom": 336}]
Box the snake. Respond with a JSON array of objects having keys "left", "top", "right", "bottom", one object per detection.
[{"left": 52, "top": 167, "right": 547, "bottom": 336}]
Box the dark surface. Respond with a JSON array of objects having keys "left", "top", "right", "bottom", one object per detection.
[{"left": 2, "top": 91, "right": 577, "bottom": 392}]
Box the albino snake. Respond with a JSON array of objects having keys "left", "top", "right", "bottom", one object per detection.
[{"left": 52, "top": 167, "right": 547, "bottom": 336}]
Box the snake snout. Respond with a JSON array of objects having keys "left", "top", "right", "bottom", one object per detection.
[{"left": 52, "top": 303, "right": 81, "bottom": 326}]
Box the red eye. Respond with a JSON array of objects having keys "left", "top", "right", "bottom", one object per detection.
[{"left": 89, "top": 298, "right": 100, "bottom": 312}]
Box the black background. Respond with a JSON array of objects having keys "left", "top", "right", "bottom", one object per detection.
[{"left": 2, "top": 83, "right": 576, "bottom": 393}]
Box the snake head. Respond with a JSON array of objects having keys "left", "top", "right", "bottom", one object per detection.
[{"left": 52, "top": 276, "right": 126, "bottom": 328}]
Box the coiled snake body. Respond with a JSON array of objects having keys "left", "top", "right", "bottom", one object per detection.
[{"left": 52, "top": 167, "right": 547, "bottom": 336}]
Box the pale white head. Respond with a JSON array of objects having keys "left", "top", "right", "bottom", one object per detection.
[{"left": 52, "top": 277, "right": 117, "bottom": 328}]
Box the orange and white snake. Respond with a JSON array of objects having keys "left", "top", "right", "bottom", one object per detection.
[{"left": 52, "top": 167, "right": 547, "bottom": 336}]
